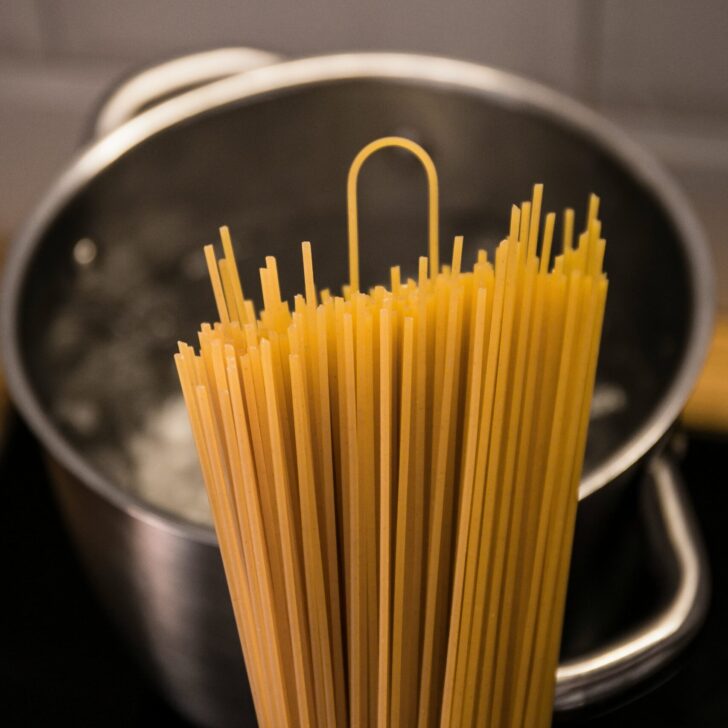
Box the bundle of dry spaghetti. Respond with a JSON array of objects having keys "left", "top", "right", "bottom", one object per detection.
[{"left": 174, "top": 137, "right": 607, "bottom": 728}]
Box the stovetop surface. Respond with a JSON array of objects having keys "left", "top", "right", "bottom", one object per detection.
[{"left": 1, "top": 417, "right": 725, "bottom": 727}]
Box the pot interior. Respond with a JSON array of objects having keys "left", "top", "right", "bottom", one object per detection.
[{"left": 16, "top": 77, "right": 694, "bottom": 524}]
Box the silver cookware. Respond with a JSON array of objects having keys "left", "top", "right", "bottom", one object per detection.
[{"left": 1, "top": 51, "right": 713, "bottom": 726}]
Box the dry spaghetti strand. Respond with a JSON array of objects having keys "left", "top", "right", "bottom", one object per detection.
[{"left": 175, "top": 136, "right": 607, "bottom": 728}]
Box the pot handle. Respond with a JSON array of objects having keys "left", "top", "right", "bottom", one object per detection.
[
  {"left": 554, "top": 454, "right": 709, "bottom": 711},
  {"left": 92, "top": 47, "right": 281, "bottom": 140}
]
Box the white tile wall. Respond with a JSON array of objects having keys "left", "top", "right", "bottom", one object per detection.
[
  {"left": 674, "top": 164, "right": 728, "bottom": 309},
  {"left": 599, "top": 0, "right": 728, "bottom": 114},
  {"left": 0, "top": 56, "right": 126, "bottom": 233},
  {"left": 607, "top": 107, "right": 728, "bottom": 309},
  {"left": 0, "top": 1, "right": 44, "bottom": 55},
  {"left": 37, "top": 0, "right": 585, "bottom": 91}
]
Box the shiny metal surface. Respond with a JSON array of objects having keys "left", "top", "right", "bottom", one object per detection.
[
  {"left": 555, "top": 455, "right": 709, "bottom": 710},
  {"left": 0, "top": 53, "right": 714, "bottom": 725},
  {"left": 45, "top": 455, "right": 251, "bottom": 726},
  {"left": 93, "top": 48, "right": 281, "bottom": 139}
]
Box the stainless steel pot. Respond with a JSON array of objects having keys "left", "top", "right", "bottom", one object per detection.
[{"left": 1, "top": 51, "right": 714, "bottom": 726}]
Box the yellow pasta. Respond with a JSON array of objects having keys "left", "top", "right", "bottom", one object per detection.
[{"left": 175, "top": 137, "right": 608, "bottom": 727}]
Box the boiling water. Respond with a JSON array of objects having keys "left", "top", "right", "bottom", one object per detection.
[
  {"left": 40, "top": 226, "right": 629, "bottom": 527},
  {"left": 65, "top": 379, "right": 624, "bottom": 528},
  {"left": 127, "top": 396, "right": 210, "bottom": 524}
]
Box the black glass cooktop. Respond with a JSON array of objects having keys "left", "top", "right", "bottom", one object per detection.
[{"left": 1, "top": 417, "right": 725, "bottom": 727}]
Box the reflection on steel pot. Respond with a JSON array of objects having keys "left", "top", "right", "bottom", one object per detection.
[{"left": 1, "top": 52, "right": 713, "bottom": 727}]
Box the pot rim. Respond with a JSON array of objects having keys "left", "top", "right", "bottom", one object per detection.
[{"left": 0, "top": 52, "right": 714, "bottom": 546}]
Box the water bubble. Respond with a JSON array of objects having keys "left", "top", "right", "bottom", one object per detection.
[{"left": 73, "top": 238, "right": 98, "bottom": 266}]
